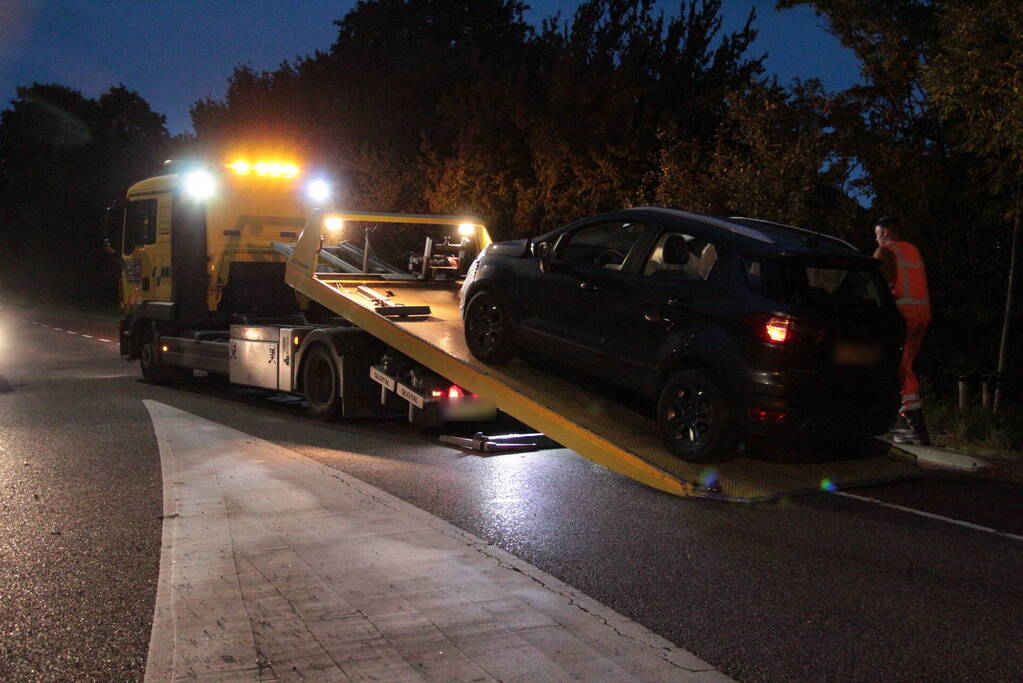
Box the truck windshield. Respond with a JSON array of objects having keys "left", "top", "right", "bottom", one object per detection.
[{"left": 744, "top": 255, "right": 890, "bottom": 313}]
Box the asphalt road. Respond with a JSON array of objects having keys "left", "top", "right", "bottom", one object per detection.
[{"left": 1, "top": 304, "right": 1021, "bottom": 681}]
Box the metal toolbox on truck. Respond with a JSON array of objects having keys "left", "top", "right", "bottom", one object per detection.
[{"left": 229, "top": 325, "right": 307, "bottom": 390}]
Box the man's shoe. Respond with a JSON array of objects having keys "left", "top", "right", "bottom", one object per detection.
[
  {"left": 890, "top": 412, "right": 912, "bottom": 437},
  {"left": 893, "top": 409, "right": 930, "bottom": 446}
]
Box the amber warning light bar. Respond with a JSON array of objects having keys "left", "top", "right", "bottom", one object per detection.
[{"left": 227, "top": 160, "right": 300, "bottom": 178}]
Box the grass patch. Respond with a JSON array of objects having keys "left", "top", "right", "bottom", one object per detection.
[{"left": 925, "top": 394, "right": 1023, "bottom": 462}]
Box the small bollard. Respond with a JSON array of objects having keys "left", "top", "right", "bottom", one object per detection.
[
  {"left": 981, "top": 375, "right": 993, "bottom": 409},
  {"left": 957, "top": 375, "right": 971, "bottom": 411}
]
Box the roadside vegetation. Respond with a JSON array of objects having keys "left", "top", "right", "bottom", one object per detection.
[
  {"left": 0, "top": 0, "right": 1020, "bottom": 430},
  {"left": 926, "top": 397, "right": 1023, "bottom": 462}
]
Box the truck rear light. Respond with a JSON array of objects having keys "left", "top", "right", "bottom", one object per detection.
[{"left": 430, "top": 385, "right": 466, "bottom": 400}]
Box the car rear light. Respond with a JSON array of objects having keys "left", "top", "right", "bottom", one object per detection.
[
  {"left": 431, "top": 389, "right": 444, "bottom": 398},
  {"left": 744, "top": 314, "right": 794, "bottom": 345},
  {"left": 447, "top": 385, "right": 464, "bottom": 400},
  {"left": 749, "top": 408, "right": 788, "bottom": 423},
  {"left": 764, "top": 319, "right": 790, "bottom": 343}
]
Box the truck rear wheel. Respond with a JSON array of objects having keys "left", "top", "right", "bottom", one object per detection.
[{"left": 303, "top": 344, "right": 341, "bottom": 421}]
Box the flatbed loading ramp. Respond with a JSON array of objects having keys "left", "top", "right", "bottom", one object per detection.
[{"left": 286, "top": 211, "right": 920, "bottom": 502}]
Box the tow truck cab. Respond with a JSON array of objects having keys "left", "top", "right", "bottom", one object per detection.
[{"left": 109, "top": 160, "right": 313, "bottom": 347}]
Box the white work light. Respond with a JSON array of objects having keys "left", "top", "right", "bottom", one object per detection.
[
  {"left": 183, "top": 169, "right": 216, "bottom": 201},
  {"left": 324, "top": 216, "right": 343, "bottom": 233},
  {"left": 307, "top": 179, "right": 331, "bottom": 203},
  {"left": 458, "top": 223, "right": 476, "bottom": 237}
]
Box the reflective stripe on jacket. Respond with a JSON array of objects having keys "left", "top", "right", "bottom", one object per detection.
[{"left": 888, "top": 240, "right": 930, "bottom": 310}]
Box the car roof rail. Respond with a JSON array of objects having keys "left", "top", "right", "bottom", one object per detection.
[
  {"left": 626, "top": 207, "right": 777, "bottom": 245},
  {"left": 729, "top": 216, "right": 858, "bottom": 251}
]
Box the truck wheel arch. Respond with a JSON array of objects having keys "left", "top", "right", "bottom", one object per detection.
[{"left": 294, "top": 326, "right": 386, "bottom": 394}]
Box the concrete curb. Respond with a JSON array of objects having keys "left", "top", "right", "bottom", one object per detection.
[{"left": 889, "top": 441, "right": 999, "bottom": 473}]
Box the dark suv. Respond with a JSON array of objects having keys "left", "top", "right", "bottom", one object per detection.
[{"left": 460, "top": 207, "right": 905, "bottom": 462}]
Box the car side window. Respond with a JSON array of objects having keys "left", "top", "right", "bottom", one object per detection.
[
  {"left": 557, "top": 221, "right": 653, "bottom": 271},
  {"left": 642, "top": 232, "right": 719, "bottom": 280}
]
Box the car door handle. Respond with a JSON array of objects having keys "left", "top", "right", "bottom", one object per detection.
[{"left": 579, "top": 281, "right": 600, "bottom": 292}]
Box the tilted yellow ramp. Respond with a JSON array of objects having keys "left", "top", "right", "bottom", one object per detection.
[{"left": 286, "top": 211, "right": 920, "bottom": 501}]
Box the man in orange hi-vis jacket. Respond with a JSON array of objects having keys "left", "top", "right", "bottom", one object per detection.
[{"left": 874, "top": 215, "right": 931, "bottom": 445}]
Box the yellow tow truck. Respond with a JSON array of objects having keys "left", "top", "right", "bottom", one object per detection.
[
  {"left": 110, "top": 157, "right": 919, "bottom": 501},
  {"left": 110, "top": 158, "right": 493, "bottom": 426}
]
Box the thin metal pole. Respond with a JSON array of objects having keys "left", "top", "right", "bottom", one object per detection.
[
  {"left": 994, "top": 184, "right": 1021, "bottom": 413},
  {"left": 362, "top": 226, "right": 371, "bottom": 274}
]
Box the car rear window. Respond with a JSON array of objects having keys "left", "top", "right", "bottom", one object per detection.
[{"left": 743, "top": 256, "right": 888, "bottom": 312}]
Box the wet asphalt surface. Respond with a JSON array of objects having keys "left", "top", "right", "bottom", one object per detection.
[{"left": 1, "top": 305, "right": 1022, "bottom": 681}]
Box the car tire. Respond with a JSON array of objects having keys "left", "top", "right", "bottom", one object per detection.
[
  {"left": 657, "top": 368, "right": 733, "bottom": 463},
  {"left": 464, "top": 290, "right": 516, "bottom": 364},
  {"left": 303, "top": 344, "right": 341, "bottom": 421}
]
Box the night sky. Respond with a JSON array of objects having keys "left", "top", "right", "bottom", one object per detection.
[{"left": 1, "top": 1, "right": 860, "bottom": 135}]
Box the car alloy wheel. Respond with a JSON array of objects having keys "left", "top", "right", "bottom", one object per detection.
[
  {"left": 464, "top": 290, "right": 515, "bottom": 363},
  {"left": 666, "top": 385, "right": 713, "bottom": 446},
  {"left": 657, "top": 368, "right": 732, "bottom": 462}
]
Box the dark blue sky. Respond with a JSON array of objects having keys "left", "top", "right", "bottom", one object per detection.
[{"left": 1, "top": 1, "right": 860, "bottom": 135}]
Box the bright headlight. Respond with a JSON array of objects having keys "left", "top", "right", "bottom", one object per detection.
[
  {"left": 183, "top": 170, "right": 216, "bottom": 201},
  {"left": 308, "top": 180, "right": 331, "bottom": 203}
]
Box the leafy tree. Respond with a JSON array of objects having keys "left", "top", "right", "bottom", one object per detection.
[
  {"left": 0, "top": 84, "right": 170, "bottom": 304},
  {"left": 924, "top": 0, "right": 1023, "bottom": 406},
  {"left": 776, "top": 0, "right": 1016, "bottom": 380},
  {"left": 657, "top": 79, "right": 861, "bottom": 233}
]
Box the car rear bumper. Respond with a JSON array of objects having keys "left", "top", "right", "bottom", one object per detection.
[{"left": 737, "top": 368, "right": 901, "bottom": 440}]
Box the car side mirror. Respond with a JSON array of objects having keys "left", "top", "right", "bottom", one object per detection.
[{"left": 533, "top": 240, "right": 555, "bottom": 273}]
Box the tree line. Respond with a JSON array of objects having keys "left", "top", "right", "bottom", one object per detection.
[{"left": 0, "top": 0, "right": 1019, "bottom": 388}]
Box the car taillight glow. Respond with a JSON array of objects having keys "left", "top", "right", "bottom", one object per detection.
[
  {"left": 431, "top": 389, "right": 444, "bottom": 398},
  {"left": 764, "top": 318, "right": 790, "bottom": 344},
  {"left": 750, "top": 408, "right": 787, "bottom": 423},
  {"left": 448, "top": 385, "right": 464, "bottom": 400}
]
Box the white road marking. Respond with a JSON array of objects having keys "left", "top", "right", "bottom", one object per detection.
[
  {"left": 835, "top": 491, "right": 1023, "bottom": 543},
  {"left": 30, "top": 323, "right": 114, "bottom": 344},
  {"left": 143, "top": 400, "right": 725, "bottom": 682}
]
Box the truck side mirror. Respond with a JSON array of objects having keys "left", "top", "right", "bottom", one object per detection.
[
  {"left": 103, "top": 199, "right": 126, "bottom": 256},
  {"left": 533, "top": 240, "right": 554, "bottom": 273}
]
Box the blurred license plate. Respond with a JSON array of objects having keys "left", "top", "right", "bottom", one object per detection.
[{"left": 833, "top": 341, "right": 883, "bottom": 365}]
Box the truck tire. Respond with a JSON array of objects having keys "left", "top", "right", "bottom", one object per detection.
[
  {"left": 303, "top": 344, "right": 341, "bottom": 421},
  {"left": 140, "top": 338, "right": 190, "bottom": 385},
  {"left": 657, "top": 368, "right": 733, "bottom": 463},
  {"left": 464, "top": 290, "right": 516, "bottom": 364}
]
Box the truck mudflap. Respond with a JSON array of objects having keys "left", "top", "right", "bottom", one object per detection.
[{"left": 286, "top": 210, "right": 921, "bottom": 501}]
